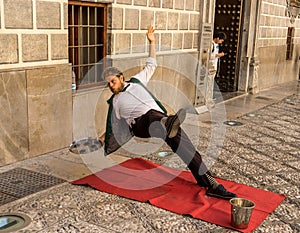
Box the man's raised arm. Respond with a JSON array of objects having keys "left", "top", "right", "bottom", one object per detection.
[{"left": 147, "top": 26, "right": 156, "bottom": 58}]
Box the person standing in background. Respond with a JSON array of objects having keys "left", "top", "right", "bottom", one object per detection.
[
  {"left": 212, "top": 32, "right": 226, "bottom": 76},
  {"left": 212, "top": 32, "right": 226, "bottom": 99}
]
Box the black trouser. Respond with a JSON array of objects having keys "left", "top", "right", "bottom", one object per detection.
[{"left": 131, "top": 109, "right": 213, "bottom": 187}]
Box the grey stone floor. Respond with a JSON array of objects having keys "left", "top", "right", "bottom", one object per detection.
[{"left": 0, "top": 81, "right": 299, "bottom": 232}]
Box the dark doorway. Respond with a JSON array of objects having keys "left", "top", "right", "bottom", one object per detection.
[{"left": 214, "top": 0, "right": 242, "bottom": 92}]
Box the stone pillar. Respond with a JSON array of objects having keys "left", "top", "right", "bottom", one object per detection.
[
  {"left": 248, "top": 0, "right": 262, "bottom": 94},
  {"left": 238, "top": 0, "right": 262, "bottom": 94},
  {"left": 249, "top": 57, "right": 260, "bottom": 94},
  {"left": 195, "top": 0, "right": 216, "bottom": 110}
]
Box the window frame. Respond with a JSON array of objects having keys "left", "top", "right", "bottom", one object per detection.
[
  {"left": 286, "top": 27, "right": 294, "bottom": 60},
  {"left": 68, "top": 1, "right": 107, "bottom": 90}
]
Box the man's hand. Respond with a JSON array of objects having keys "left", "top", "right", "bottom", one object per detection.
[
  {"left": 146, "top": 25, "right": 156, "bottom": 58},
  {"left": 217, "top": 52, "right": 225, "bottom": 58},
  {"left": 146, "top": 26, "right": 155, "bottom": 44}
]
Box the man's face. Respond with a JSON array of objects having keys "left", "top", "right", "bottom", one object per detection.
[
  {"left": 106, "top": 75, "right": 125, "bottom": 94},
  {"left": 217, "top": 38, "right": 224, "bottom": 44}
]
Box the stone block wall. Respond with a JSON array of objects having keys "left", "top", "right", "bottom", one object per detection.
[
  {"left": 257, "top": 0, "right": 300, "bottom": 89},
  {"left": 108, "top": 0, "right": 200, "bottom": 55},
  {"left": 0, "top": 0, "right": 71, "bottom": 165},
  {"left": 1, "top": 0, "right": 69, "bottom": 66},
  {"left": 258, "top": 0, "right": 300, "bottom": 47}
]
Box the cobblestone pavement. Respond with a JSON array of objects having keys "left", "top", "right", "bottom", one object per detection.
[{"left": 0, "top": 82, "right": 299, "bottom": 232}]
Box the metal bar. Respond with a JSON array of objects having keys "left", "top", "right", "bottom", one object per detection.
[
  {"left": 87, "top": 6, "right": 90, "bottom": 84},
  {"left": 71, "top": 5, "right": 73, "bottom": 65},
  {"left": 67, "top": 2, "right": 107, "bottom": 88},
  {"left": 95, "top": 7, "right": 98, "bottom": 83},
  {"left": 79, "top": 6, "right": 82, "bottom": 80}
]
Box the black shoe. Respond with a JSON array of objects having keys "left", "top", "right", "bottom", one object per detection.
[
  {"left": 206, "top": 184, "right": 237, "bottom": 199},
  {"left": 165, "top": 109, "right": 186, "bottom": 138}
]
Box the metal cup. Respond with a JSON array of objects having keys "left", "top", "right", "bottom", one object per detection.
[{"left": 230, "top": 198, "right": 255, "bottom": 229}]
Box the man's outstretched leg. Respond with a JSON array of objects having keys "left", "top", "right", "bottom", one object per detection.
[
  {"left": 132, "top": 109, "right": 237, "bottom": 199},
  {"left": 166, "top": 126, "right": 237, "bottom": 199}
]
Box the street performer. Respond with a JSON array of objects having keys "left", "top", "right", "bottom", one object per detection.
[{"left": 99, "top": 26, "right": 237, "bottom": 199}]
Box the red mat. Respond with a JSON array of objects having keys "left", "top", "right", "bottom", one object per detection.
[{"left": 72, "top": 158, "right": 285, "bottom": 232}]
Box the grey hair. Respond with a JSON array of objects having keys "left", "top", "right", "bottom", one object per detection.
[{"left": 102, "top": 67, "right": 123, "bottom": 80}]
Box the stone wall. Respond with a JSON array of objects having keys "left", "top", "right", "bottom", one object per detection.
[
  {"left": 0, "top": 0, "right": 72, "bottom": 165},
  {"left": 257, "top": 0, "right": 300, "bottom": 89},
  {"left": 1, "top": 0, "right": 69, "bottom": 66},
  {"left": 108, "top": 0, "right": 200, "bottom": 54},
  {"left": 0, "top": 71, "right": 28, "bottom": 165},
  {"left": 258, "top": 0, "right": 300, "bottom": 47},
  {"left": 258, "top": 45, "right": 299, "bottom": 89}
]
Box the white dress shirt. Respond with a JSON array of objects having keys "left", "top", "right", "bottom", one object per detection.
[
  {"left": 113, "top": 57, "right": 163, "bottom": 125},
  {"left": 211, "top": 41, "right": 220, "bottom": 71}
]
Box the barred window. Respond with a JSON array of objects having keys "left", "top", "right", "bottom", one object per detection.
[
  {"left": 68, "top": 1, "right": 107, "bottom": 89},
  {"left": 286, "top": 27, "right": 294, "bottom": 60}
]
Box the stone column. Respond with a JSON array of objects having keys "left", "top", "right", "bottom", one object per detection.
[
  {"left": 249, "top": 57, "right": 260, "bottom": 94},
  {"left": 238, "top": 0, "right": 262, "bottom": 94},
  {"left": 248, "top": 0, "right": 262, "bottom": 94},
  {"left": 195, "top": 0, "right": 216, "bottom": 111}
]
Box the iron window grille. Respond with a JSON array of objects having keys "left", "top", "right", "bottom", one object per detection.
[
  {"left": 286, "top": 27, "right": 294, "bottom": 60},
  {"left": 68, "top": 1, "right": 107, "bottom": 90}
]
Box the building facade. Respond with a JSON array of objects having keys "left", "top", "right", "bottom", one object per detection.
[
  {"left": 0, "top": 0, "right": 71, "bottom": 165},
  {"left": 0, "top": 0, "right": 299, "bottom": 165}
]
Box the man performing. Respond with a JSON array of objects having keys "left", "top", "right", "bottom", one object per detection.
[{"left": 99, "top": 26, "right": 236, "bottom": 200}]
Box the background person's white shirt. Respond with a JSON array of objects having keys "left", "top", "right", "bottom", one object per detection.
[{"left": 211, "top": 41, "right": 219, "bottom": 71}]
